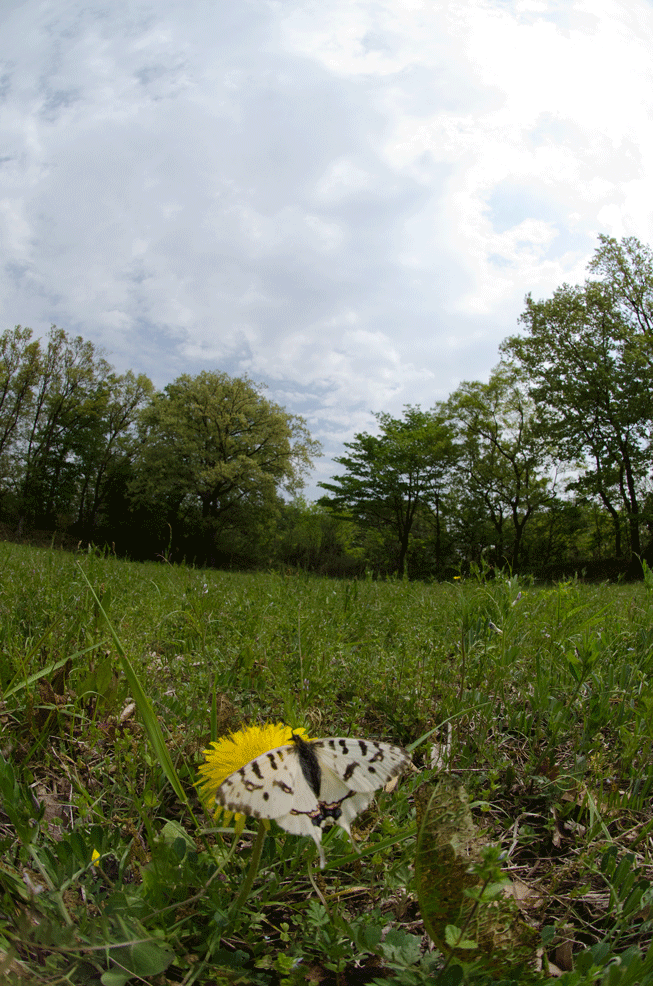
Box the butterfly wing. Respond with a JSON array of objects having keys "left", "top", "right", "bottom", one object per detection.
[
  {"left": 315, "top": 763, "right": 375, "bottom": 834},
  {"left": 215, "top": 735, "right": 410, "bottom": 870},
  {"left": 273, "top": 760, "right": 373, "bottom": 869},
  {"left": 215, "top": 743, "right": 329, "bottom": 865},
  {"left": 216, "top": 743, "right": 317, "bottom": 820},
  {"left": 313, "top": 738, "right": 411, "bottom": 794},
  {"left": 273, "top": 771, "right": 332, "bottom": 868},
  {"left": 311, "top": 738, "right": 410, "bottom": 853}
]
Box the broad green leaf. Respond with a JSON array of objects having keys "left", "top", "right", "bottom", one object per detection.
[{"left": 444, "top": 925, "right": 478, "bottom": 950}]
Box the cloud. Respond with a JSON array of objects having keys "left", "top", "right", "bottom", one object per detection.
[{"left": 1, "top": 0, "right": 653, "bottom": 496}]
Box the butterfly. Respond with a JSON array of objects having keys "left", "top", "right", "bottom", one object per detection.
[{"left": 216, "top": 733, "right": 410, "bottom": 868}]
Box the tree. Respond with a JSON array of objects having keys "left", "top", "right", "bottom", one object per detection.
[
  {"left": 131, "top": 371, "right": 321, "bottom": 555},
  {"left": 0, "top": 326, "right": 41, "bottom": 468},
  {"left": 318, "top": 406, "right": 457, "bottom": 576},
  {"left": 0, "top": 325, "right": 154, "bottom": 539},
  {"left": 447, "top": 364, "right": 555, "bottom": 569},
  {"left": 502, "top": 246, "right": 653, "bottom": 559},
  {"left": 73, "top": 369, "right": 154, "bottom": 534},
  {"left": 7, "top": 326, "right": 116, "bottom": 530},
  {"left": 588, "top": 234, "right": 653, "bottom": 341}
]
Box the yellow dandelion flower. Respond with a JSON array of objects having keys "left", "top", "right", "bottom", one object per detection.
[{"left": 196, "top": 721, "right": 309, "bottom": 830}]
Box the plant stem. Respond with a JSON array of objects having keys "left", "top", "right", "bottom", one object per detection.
[{"left": 228, "top": 820, "right": 267, "bottom": 927}]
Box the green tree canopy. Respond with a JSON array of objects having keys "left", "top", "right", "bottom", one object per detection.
[
  {"left": 0, "top": 325, "right": 155, "bottom": 537},
  {"left": 0, "top": 326, "right": 41, "bottom": 462},
  {"left": 588, "top": 234, "right": 653, "bottom": 340},
  {"left": 447, "top": 364, "right": 555, "bottom": 568},
  {"left": 73, "top": 368, "right": 154, "bottom": 533},
  {"left": 318, "top": 405, "right": 457, "bottom": 576},
  {"left": 132, "top": 370, "right": 321, "bottom": 533},
  {"left": 502, "top": 239, "right": 653, "bottom": 560}
]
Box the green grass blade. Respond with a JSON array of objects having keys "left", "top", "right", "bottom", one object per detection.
[
  {"left": 3, "top": 643, "right": 102, "bottom": 701},
  {"left": 76, "top": 563, "right": 191, "bottom": 813}
]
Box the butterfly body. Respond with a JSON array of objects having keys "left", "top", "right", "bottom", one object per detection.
[{"left": 216, "top": 734, "right": 410, "bottom": 867}]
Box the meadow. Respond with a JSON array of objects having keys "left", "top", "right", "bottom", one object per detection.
[{"left": 1, "top": 541, "right": 653, "bottom": 984}]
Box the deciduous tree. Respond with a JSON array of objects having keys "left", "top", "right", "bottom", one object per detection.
[
  {"left": 131, "top": 371, "right": 321, "bottom": 551},
  {"left": 447, "top": 364, "right": 555, "bottom": 569},
  {"left": 0, "top": 326, "right": 41, "bottom": 468},
  {"left": 73, "top": 369, "right": 154, "bottom": 534},
  {"left": 8, "top": 326, "right": 115, "bottom": 531},
  {"left": 502, "top": 249, "right": 653, "bottom": 559},
  {"left": 318, "top": 406, "right": 456, "bottom": 576}
]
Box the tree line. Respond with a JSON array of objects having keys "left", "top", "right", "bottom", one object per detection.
[
  {"left": 318, "top": 234, "right": 653, "bottom": 578},
  {"left": 0, "top": 327, "right": 318, "bottom": 565},
  {"left": 2, "top": 234, "right": 652, "bottom": 578}
]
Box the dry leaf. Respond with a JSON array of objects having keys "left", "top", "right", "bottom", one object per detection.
[
  {"left": 555, "top": 940, "right": 574, "bottom": 972},
  {"left": 502, "top": 878, "right": 544, "bottom": 910}
]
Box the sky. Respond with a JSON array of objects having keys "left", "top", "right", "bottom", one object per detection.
[{"left": 2, "top": 0, "right": 653, "bottom": 498}]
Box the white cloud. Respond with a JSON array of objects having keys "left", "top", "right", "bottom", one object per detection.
[
  {"left": 1, "top": 0, "right": 653, "bottom": 495},
  {"left": 315, "top": 158, "right": 379, "bottom": 201}
]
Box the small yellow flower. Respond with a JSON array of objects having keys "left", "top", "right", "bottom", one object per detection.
[
  {"left": 91, "top": 849, "right": 101, "bottom": 868},
  {"left": 196, "top": 722, "right": 309, "bottom": 829}
]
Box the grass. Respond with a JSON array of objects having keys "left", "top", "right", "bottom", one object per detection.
[{"left": 2, "top": 541, "right": 653, "bottom": 983}]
